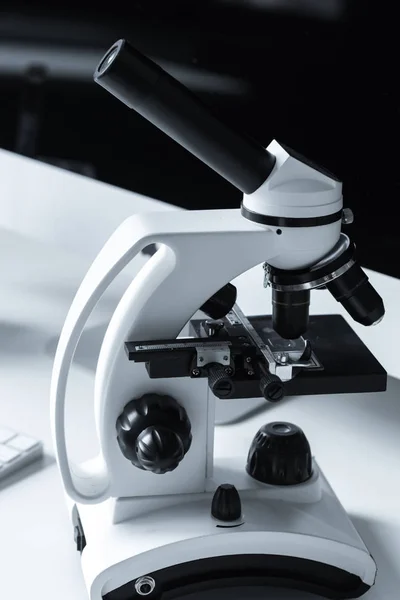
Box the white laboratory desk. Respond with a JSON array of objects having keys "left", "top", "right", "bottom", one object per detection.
[{"left": 0, "top": 150, "right": 400, "bottom": 600}]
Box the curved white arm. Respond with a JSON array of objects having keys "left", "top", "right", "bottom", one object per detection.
[
  {"left": 49, "top": 209, "right": 269, "bottom": 502},
  {"left": 50, "top": 214, "right": 156, "bottom": 502}
]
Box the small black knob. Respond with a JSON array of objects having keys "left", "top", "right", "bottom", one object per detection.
[
  {"left": 259, "top": 372, "right": 285, "bottom": 402},
  {"left": 116, "top": 393, "right": 192, "bottom": 474},
  {"left": 211, "top": 484, "right": 242, "bottom": 521},
  {"left": 208, "top": 363, "right": 234, "bottom": 399},
  {"left": 246, "top": 422, "right": 312, "bottom": 486},
  {"left": 203, "top": 319, "right": 225, "bottom": 337}
]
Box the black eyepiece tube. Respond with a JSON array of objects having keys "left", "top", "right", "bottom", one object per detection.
[{"left": 94, "top": 39, "right": 276, "bottom": 194}]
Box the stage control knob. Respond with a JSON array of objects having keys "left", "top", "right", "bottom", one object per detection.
[
  {"left": 259, "top": 372, "right": 285, "bottom": 402},
  {"left": 116, "top": 393, "right": 192, "bottom": 474},
  {"left": 211, "top": 484, "right": 242, "bottom": 521},
  {"left": 208, "top": 363, "right": 235, "bottom": 399},
  {"left": 246, "top": 422, "right": 312, "bottom": 485}
]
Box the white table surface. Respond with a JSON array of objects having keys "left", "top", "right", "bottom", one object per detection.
[{"left": 0, "top": 150, "right": 400, "bottom": 600}]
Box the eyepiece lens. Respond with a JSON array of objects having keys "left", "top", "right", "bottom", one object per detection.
[{"left": 98, "top": 46, "right": 119, "bottom": 74}]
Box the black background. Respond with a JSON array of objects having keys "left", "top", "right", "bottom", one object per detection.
[{"left": 0, "top": 1, "right": 397, "bottom": 276}]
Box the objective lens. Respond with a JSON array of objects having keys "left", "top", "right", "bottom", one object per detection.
[
  {"left": 272, "top": 289, "right": 310, "bottom": 339},
  {"left": 326, "top": 263, "right": 384, "bottom": 326}
]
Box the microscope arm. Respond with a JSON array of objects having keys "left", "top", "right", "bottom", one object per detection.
[{"left": 50, "top": 208, "right": 280, "bottom": 503}]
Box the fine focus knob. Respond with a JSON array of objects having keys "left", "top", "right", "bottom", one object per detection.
[
  {"left": 259, "top": 372, "right": 285, "bottom": 402},
  {"left": 136, "top": 427, "right": 185, "bottom": 474},
  {"left": 246, "top": 422, "right": 312, "bottom": 486},
  {"left": 116, "top": 393, "right": 192, "bottom": 474},
  {"left": 207, "top": 363, "right": 235, "bottom": 399},
  {"left": 211, "top": 484, "right": 242, "bottom": 522}
]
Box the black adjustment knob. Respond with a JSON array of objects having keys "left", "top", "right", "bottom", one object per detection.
[
  {"left": 207, "top": 363, "right": 234, "bottom": 399},
  {"left": 259, "top": 372, "right": 285, "bottom": 402},
  {"left": 203, "top": 319, "right": 225, "bottom": 337},
  {"left": 246, "top": 422, "right": 312, "bottom": 486},
  {"left": 200, "top": 283, "right": 237, "bottom": 319},
  {"left": 136, "top": 427, "right": 185, "bottom": 474},
  {"left": 211, "top": 484, "right": 242, "bottom": 521},
  {"left": 116, "top": 393, "right": 192, "bottom": 474}
]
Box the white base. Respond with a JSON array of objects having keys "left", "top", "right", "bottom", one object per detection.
[{"left": 74, "top": 457, "right": 376, "bottom": 600}]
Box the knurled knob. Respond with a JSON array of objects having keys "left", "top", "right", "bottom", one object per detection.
[
  {"left": 116, "top": 393, "right": 192, "bottom": 474},
  {"left": 208, "top": 363, "right": 235, "bottom": 399},
  {"left": 211, "top": 484, "right": 242, "bottom": 521},
  {"left": 259, "top": 372, "right": 285, "bottom": 402},
  {"left": 246, "top": 422, "right": 312, "bottom": 485}
]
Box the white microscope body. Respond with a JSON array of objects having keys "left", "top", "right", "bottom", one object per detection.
[{"left": 50, "top": 39, "right": 384, "bottom": 600}]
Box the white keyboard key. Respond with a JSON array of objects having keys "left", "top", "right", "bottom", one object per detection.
[
  {"left": 0, "top": 426, "right": 43, "bottom": 481},
  {"left": 8, "top": 435, "right": 40, "bottom": 452},
  {"left": 0, "top": 444, "right": 20, "bottom": 463},
  {"left": 0, "top": 427, "right": 16, "bottom": 443}
]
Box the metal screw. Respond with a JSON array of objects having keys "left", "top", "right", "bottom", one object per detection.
[
  {"left": 248, "top": 370, "right": 254, "bottom": 376},
  {"left": 199, "top": 357, "right": 204, "bottom": 362},
  {"left": 135, "top": 575, "right": 156, "bottom": 596},
  {"left": 277, "top": 352, "right": 288, "bottom": 364},
  {"left": 191, "top": 368, "right": 200, "bottom": 377},
  {"left": 223, "top": 355, "right": 228, "bottom": 361},
  {"left": 245, "top": 356, "right": 252, "bottom": 363},
  {"left": 224, "top": 366, "right": 233, "bottom": 376},
  {"left": 342, "top": 208, "right": 354, "bottom": 225}
]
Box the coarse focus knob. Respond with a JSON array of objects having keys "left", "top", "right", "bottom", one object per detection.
[
  {"left": 211, "top": 484, "right": 242, "bottom": 522},
  {"left": 246, "top": 422, "right": 312, "bottom": 486},
  {"left": 207, "top": 363, "right": 235, "bottom": 399},
  {"left": 259, "top": 372, "right": 285, "bottom": 402},
  {"left": 200, "top": 283, "right": 237, "bottom": 319},
  {"left": 116, "top": 393, "right": 192, "bottom": 474}
]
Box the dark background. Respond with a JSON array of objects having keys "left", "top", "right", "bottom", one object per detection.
[{"left": 0, "top": 1, "right": 397, "bottom": 276}]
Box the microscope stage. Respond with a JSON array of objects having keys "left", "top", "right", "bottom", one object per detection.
[{"left": 189, "top": 314, "right": 387, "bottom": 398}]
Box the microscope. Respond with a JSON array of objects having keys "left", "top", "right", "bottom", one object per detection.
[{"left": 50, "top": 39, "right": 387, "bottom": 600}]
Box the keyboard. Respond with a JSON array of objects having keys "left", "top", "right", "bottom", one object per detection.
[{"left": 0, "top": 426, "right": 43, "bottom": 482}]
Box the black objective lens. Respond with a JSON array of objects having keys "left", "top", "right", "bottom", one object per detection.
[
  {"left": 272, "top": 289, "right": 310, "bottom": 339},
  {"left": 327, "top": 263, "right": 384, "bottom": 326}
]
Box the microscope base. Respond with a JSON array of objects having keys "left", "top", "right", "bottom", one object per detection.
[{"left": 72, "top": 459, "right": 376, "bottom": 600}]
